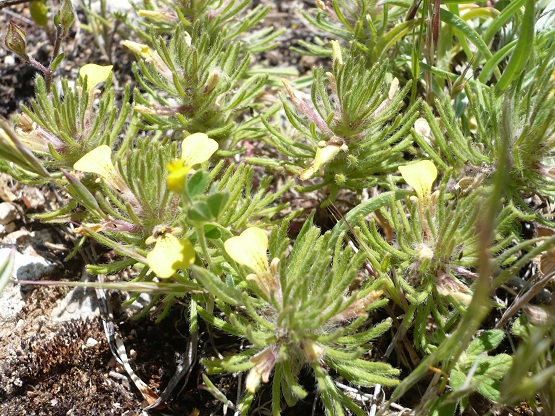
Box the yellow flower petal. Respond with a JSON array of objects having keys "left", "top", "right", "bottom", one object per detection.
[
  {"left": 121, "top": 40, "right": 151, "bottom": 59},
  {"left": 146, "top": 234, "right": 195, "bottom": 278},
  {"left": 181, "top": 133, "right": 218, "bottom": 167},
  {"left": 79, "top": 64, "right": 113, "bottom": 94},
  {"left": 74, "top": 145, "right": 112, "bottom": 173},
  {"left": 74, "top": 145, "right": 126, "bottom": 191},
  {"left": 137, "top": 9, "right": 175, "bottom": 21},
  {"left": 300, "top": 142, "right": 346, "bottom": 180},
  {"left": 224, "top": 228, "right": 269, "bottom": 274},
  {"left": 399, "top": 160, "right": 437, "bottom": 199},
  {"left": 166, "top": 159, "right": 191, "bottom": 193},
  {"left": 245, "top": 367, "right": 262, "bottom": 393}
]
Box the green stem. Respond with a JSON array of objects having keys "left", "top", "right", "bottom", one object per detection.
[{"left": 196, "top": 224, "right": 215, "bottom": 270}]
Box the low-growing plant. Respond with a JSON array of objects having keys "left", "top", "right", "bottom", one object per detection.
[{"left": 197, "top": 218, "right": 397, "bottom": 414}]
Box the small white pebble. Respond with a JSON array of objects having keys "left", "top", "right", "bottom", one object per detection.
[
  {"left": 84, "top": 337, "right": 99, "bottom": 348},
  {"left": 0, "top": 202, "right": 17, "bottom": 225}
]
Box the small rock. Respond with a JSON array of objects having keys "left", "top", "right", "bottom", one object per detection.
[
  {"left": 0, "top": 222, "right": 16, "bottom": 235},
  {"left": 14, "top": 249, "right": 54, "bottom": 281},
  {"left": 21, "top": 187, "right": 46, "bottom": 209},
  {"left": 0, "top": 283, "right": 25, "bottom": 323},
  {"left": 0, "top": 247, "right": 54, "bottom": 337},
  {"left": 51, "top": 273, "right": 99, "bottom": 322},
  {"left": 0, "top": 174, "right": 18, "bottom": 202},
  {"left": 84, "top": 337, "right": 99, "bottom": 349},
  {"left": 4, "top": 229, "right": 30, "bottom": 245},
  {"left": 0, "top": 202, "right": 17, "bottom": 225}
]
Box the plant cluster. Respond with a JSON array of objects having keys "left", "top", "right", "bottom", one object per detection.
[{"left": 1, "top": 0, "right": 555, "bottom": 414}]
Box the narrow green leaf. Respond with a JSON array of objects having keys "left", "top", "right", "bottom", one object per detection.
[
  {"left": 50, "top": 53, "right": 65, "bottom": 71},
  {"left": 495, "top": 0, "right": 535, "bottom": 94},
  {"left": 478, "top": 40, "right": 517, "bottom": 84},
  {"left": 191, "top": 265, "right": 244, "bottom": 306},
  {"left": 331, "top": 190, "right": 411, "bottom": 242}
]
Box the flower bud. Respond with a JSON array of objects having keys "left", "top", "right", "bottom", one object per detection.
[
  {"left": 414, "top": 117, "right": 432, "bottom": 144},
  {"left": 58, "top": 0, "right": 75, "bottom": 35},
  {"left": 330, "top": 40, "right": 343, "bottom": 68},
  {"left": 302, "top": 339, "right": 325, "bottom": 362},
  {"left": 203, "top": 68, "right": 220, "bottom": 94},
  {"left": 245, "top": 347, "right": 277, "bottom": 393},
  {"left": 5, "top": 22, "right": 29, "bottom": 60},
  {"left": 122, "top": 40, "right": 172, "bottom": 80},
  {"left": 388, "top": 77, "right": 399, "bottom": 100}
]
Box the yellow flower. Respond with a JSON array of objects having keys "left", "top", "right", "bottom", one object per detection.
[
  {"left": 300, "top": 140, "right": 348, "bottom": 181},
  {"left": 79, "top": 64, "right": 113, "bottom": 95},
  {"left": 224, "top": 227, "right": 281, "bottom": 299},
  {"left": 166, "top": 160, "right": 191, "bottom": 194},
  {"left": 122, "top": 40, "right": 172, "bottom": 80},
  {"left": 146, "top": 233, "right": 195, "bottom": 278},
  {"left": 121, "top": 40, "right": 152, "bottom": 60},
  {"left": 224, "top": 227, "right": 269, "bottom": 275},
  {"left": 166, "top": 133, "right": 218, "bottom": 193},
  {"left": 73, "top": 145, "right": 127, "bottom": 193},
  {"left": 181, "top": 132, "right": 219, "bottom": 166},
  {"left": 398, "top": 160, "right": 437, "bottom": 200}
]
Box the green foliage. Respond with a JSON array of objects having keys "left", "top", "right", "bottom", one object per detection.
[
  {"left": 501, "top": 314, "right": 555, "bottom": 415},
  {"left": 199, "top": 218, "right": 396, "bottom": 415},
  {"left": 18, "top": 72, "right": 131, "bottom": 169},
  {"left": 294, "top": 0, "right": 418, "bottom": 64},
  {"left": 1, "top": 0, "right": 555, "bottom": 414},
  {"left": 260, "top": 56, "right": 418, "bottom": 204},
  {"left": 129, "top": 21, "right": 267, "bottom": 144},
  {"left": 448, "top": 330, "right": 512, "bottom": 409}
]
